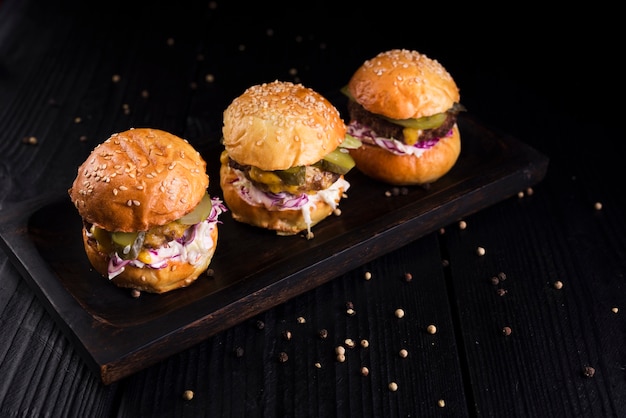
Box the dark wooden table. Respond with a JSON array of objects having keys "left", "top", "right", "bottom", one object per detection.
[{"left": 1, "top": 1, "right": 624, "bottom": 417}]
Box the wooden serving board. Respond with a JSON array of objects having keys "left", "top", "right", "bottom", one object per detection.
[{"left": 0, "top": 114, "right": 549, "bottom": 384}]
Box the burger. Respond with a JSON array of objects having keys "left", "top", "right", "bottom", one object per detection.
[
  {"left": 68, "top": 128, "right": 226, "bottom": 294},
  {"left": 343, "top": 49, "right": 465, "bottom": 186},
  {"left": 219, "top": 80, "right": 360, "bottom": 239}
]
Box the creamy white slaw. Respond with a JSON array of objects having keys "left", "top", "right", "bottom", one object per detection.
[
  {"left": 347, "top": 120, "right": 449, "bottom": 156},
  {"left": 229, "top": 167, "right": 349, "bottom": 235},
  {"left": 87, "top": 198, "right": 227, "bottom": 279}
]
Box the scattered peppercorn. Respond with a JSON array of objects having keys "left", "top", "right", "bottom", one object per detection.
[
  {"left": 476, "top": 246, "right": 486, "bottom": 256},
  {"left": 388, "top": 382, "right": 398, "bottom": 392},
  {"left": 278, "top": 352, "right": 289, "bottom": 363},
  {"left": 282, "top": 330, "right": 292, "bottom": 341},
  {"left": 582, "top": 366, "right": 595, "bottom": 378},
  {"left": 553, "top": 280, "right": 563, "bottom": 289},
  {"left": 296, "top": 316, "right": 306, "bottom": 324},
  {"left": 594, "top": 202, "right": 603, "bottom": 210},
  {"left": 360, "top": 339, "right": 369, "bottom": 348},
  {"left": 427, "top": 325, "right": 437, "bottom": 335},
  {"left": 404, "top": 272, "right": 413, "bottom": 282},
  {"left": 255, "top": 320, "right": 265, "bottom": 330},
  {"left": 438, "top": 399, "right": 446, "bottom": 408},
  {"left": 395, "top": 308, "right": 405, "bottom": 319},
  {"left": 496, "top": 288, "right": 508, "bottom": 297},
  {"left": 360, "top": 366, "right": 369, "bottom": 376},
  {"left": 318, "top": 329, "right": 328, "bottom": 339},
  {"left": 490, "top": 276, "right": 500, "bottom": 285},
  {"left": 502, "top": 326, "right": 512, "bottom": 336},
  {"left": 458, "top": 220, "right": 467, "bottom": 230},
  {"left": 399, "top": 349, "right": 408, "bottom": 358},
  {"left": 131, "top": 289, "right": 141, "bottom": 298},
  {"left": 364, "top": 272, "right": 372, "bottom": 281},
  {"left": 182, "top": 390, "right": 194, "bottom": 401},
  {"left": 233, "top": 346, "right": 244, "bottom": 358}
]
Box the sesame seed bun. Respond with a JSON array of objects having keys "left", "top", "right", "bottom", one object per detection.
[
  {"left": 345, "top": 49, "right": 462, "bottom": 186},
  {"left": 220, "top": 81, "right": 350, "bottom": 237},
  {"left": 347, "top": 49, "right": 460, "bottom": 120},
  {"left": 69, "top": 128, "right": 209, "bottom": 232},
  {"left": 222, "top": 80, "right": 346, "bottom": 171},
  {"left": 68, "top": 128, "right": 221, "bottom": 294}
]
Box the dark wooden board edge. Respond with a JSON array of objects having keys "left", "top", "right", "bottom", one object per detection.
[{"left": 0, "top": 118, "right": 549, "bottom": 384}]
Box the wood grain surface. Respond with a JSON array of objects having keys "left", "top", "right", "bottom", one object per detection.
[{"left": 0, "top": 0, "right": 624, "bottom": 417}]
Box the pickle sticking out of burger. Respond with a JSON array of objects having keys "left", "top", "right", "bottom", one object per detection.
[
  {"left": 343, "top": 49, "right": 465, "bottom": 186},
  {"left": 68, "top": 128, "right": 226, "bottom": 294},
  {"left": 220, "top": 80, "right": 360, "bottom": 239}
]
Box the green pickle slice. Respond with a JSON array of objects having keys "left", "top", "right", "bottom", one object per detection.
[
  {"left": 383, "top": 112, "right": 447, "bottom": 130},
  {"left": 318, "top": 148, "right": 355, "bottom": 175},
  {"left": 178, "top": 192, "right": 213, "bottom": 225}
]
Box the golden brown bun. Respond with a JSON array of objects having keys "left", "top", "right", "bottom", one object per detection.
[
  {"left": 222, "top": 80, "right": 346, "bottom": 171},
  {"left": 82, "top": 226, "right": 218, "bottom": 293},
  {"left": 349, "top": 125, "right": 461, "bottom": 186},
  {"left": 69, "top": 128, "right": 209, "bottom": 232},
  {"left": 347, "top": 49, "right": 460, "bottom": 120},
  {"left": 220, "top": 163, "right": 343, "bottom": 236}
]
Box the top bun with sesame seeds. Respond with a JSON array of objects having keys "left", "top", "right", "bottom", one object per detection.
[
  {"left": 343, "top": 49, "right": 465, "bottom": 186},
  {"left": 222, "top": 80, "right": 347, "bottom": 170},
  {"left": 220, "top": 81, "right": 359, "bottom": 239},
  {"left": 68, "top": 128, "right": 227, "bottom": 293},
  {"left": 69, "top": 128, "right": 209, "bottom": 232}
]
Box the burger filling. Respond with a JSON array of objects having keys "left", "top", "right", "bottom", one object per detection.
[
  {"left": 220, "top": 149, "right": 352, "bottom": 235},
  {"left": 85, "top": 193, "right": 227, "bottom": 279},
  {"left": 345, "top": 100, "right": 464, "bottom": 156}
]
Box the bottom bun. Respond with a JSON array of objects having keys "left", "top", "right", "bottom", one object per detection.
[
  {"left": 82, "top": 227, "right": 217, "bottom": 294},
  {"left": 349, "top": 124, "right": 461, "bottom": 186},
  {"left": 220, "top": 163, "right": 343, "bottom": 237}
]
